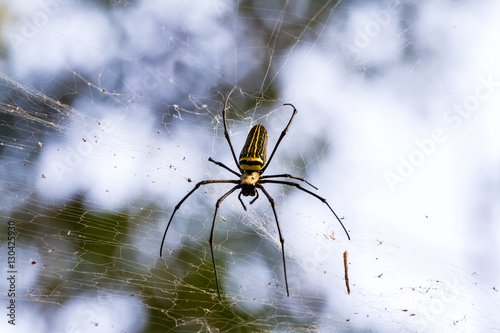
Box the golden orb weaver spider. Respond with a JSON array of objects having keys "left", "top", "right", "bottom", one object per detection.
[{"left": 160, "top": 87, "right": 350, "bottom": 300}]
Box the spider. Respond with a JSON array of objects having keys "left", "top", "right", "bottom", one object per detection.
[{"left": 160, "top": 88, "right": 350, "bottom": 300}]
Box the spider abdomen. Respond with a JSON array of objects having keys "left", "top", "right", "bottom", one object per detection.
[{"left": 239, "top": 124, "right": 268, "bottom": 171}]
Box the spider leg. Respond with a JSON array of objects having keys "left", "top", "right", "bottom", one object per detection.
[
  {"left": 160, "top": 179, "right": 239, "bottom": 257},
  {"left": 208, "top": 157, "right": 241, "bottom": 177},
  {"left": 257, "top": 185, "right": 289, "bottom": 297},
  {"left": 237, "top": 191, "right": 247, "bottom": 211},
  {"left": 223, "top": 87, "right": 243, "bottom": 173},
  {"left": 209, "top": 185, "right": 241, "bottom": 301},
  {"left": 261, "top": 173, "right": 318, "bottom": 190},
  {"left": 260, "top": 103, "right": 298, "bottom": 174},
  {"left": 260, "top": 179, "right": 350, "bottom": 240}
]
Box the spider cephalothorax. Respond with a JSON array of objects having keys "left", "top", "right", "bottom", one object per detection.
[
  {"left": 240, "top": 171, "right": 259, "bottom": 195},
  {"left": 160, "top": 87, "right": 350, "bottom": 300}
]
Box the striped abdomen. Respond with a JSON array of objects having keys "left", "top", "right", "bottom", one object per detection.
[{"left": 239, "top": 124, "right": 268, "bottom": 171}]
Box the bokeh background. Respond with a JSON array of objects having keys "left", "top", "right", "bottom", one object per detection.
[{"left": 1, "top": 0, "right": 499, "bottom": 332}]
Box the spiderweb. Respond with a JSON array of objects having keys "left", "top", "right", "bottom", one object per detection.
[{"left": 1, "top": 0, "right": 500, "bottom": 332}]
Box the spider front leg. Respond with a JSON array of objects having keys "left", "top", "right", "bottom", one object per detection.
[
  {"left": 257, "top": 185, "right": 290, "bottom": 297},
  {"left": 160, "top": 179, "right": 239, "bottom": 257},
  {"left": 209, "top": 185, "right": 241, "bottom": 301}
]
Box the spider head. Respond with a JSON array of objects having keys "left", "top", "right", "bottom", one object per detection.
[
  {"left": 240, "top": 171, "right": 260, "bottom": 196},
  {"left": 241, "top": 187, "right": 256, "bottom": 197}
]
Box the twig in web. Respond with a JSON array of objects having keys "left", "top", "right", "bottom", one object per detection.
[{"left": 343, "top": 251, "right": 350, "bottom": 295}]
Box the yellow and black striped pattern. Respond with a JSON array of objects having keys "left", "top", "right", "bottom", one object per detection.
[{"left": 239, "top": 124, "right": 268, "bottom": 171}]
